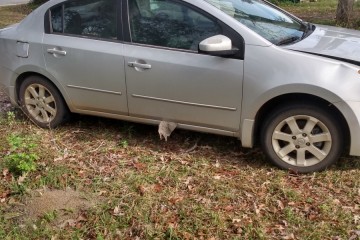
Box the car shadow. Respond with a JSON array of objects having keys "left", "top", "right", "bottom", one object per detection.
[
  {"left": 68, "top": 114, "right": 360, "bottom": 172},
  {"left": 11, "top": 110, "right": 360, "bottom": 172}
]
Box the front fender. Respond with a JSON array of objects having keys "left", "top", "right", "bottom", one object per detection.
[
  {"left": 240, "top": 85, "right": 344, "bottom": 149},
  {"left": 242, "top": 84, "right": 343, "bottom": 120}
]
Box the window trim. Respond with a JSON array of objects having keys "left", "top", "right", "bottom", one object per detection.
[
  {"left": 123, "top": 0, "right": 245, "bottom": 60},
  {"left": 44, "top": 0, "right": 123, "bottom": 42}
]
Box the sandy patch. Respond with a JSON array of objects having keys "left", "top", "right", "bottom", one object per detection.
[{"left": 18, "top": 188, "right": 97, "bottom": 227}]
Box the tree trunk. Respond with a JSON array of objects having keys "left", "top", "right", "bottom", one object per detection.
[{"left": 336, "top": 0, "right": 355, "bottom": 25}]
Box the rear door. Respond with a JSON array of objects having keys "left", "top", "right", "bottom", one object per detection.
[
  {"left": 123, "top": 0, "right": 245, "bottom": 131},
  {"left": 43, "top": 0, "right": 128, "bottom": 115}
]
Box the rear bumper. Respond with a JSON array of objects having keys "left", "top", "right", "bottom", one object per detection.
[{"left": 0, "top": 65, "right": 17, "bottom": 105}]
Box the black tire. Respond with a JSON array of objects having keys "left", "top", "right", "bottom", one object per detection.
[
  {"left": 260, "top": 103, "right": 344, "bottom": 173},
  {"left": 19, "top": 75, "right": 69, "bottom": 128}
]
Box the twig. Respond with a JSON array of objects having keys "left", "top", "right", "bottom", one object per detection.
[{"left": 183, "top": 137, "right": 201, "bottom": 153}]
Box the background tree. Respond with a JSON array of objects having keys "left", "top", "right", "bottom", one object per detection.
[{"left": 336, "top": 0, "right": 355, "bottom": 25}]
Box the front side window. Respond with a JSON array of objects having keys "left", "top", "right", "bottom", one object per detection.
[
  {"left": 128, "top": 0, "right": 222, "bottom": 50},
  {"left": 50, "top": 0, "right": 117, "bottom": 40},
  {"left": 205, "top": 0, "right": 308, "bottom": 45}
]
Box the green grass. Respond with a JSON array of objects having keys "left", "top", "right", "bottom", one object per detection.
[
  {"left": 0, "top": 110, "right": 359, "bottom": 239},
  {"left": 1, "top": 2, "right": 360, "bottom": 239}
]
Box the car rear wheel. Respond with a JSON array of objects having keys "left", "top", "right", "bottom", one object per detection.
[
  {"left": 260, "top": 104, "right": 344, "bottom": 173},
  {"left": 19, "top": 76, "right": 69, "bottom": 128}
]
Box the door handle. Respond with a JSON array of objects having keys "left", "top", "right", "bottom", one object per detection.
[
  {"left": 47, "top": 48, "right": 67, "bottom": 56},
  {"left": 128, "top": 61, "right": 152, "bottom": 70}
]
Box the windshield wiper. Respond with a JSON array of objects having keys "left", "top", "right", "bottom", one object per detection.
[{"left": 277, "top": 36, "right": 300, "bottom": 46}]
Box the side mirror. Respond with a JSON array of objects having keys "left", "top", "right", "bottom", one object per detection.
[{"left": 199, "top": 35, "right": 239, "bottom": 57}]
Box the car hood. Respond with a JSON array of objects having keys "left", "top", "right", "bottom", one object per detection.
[{"left": 283, "top": 24, "right": 360, "bottom": 63}]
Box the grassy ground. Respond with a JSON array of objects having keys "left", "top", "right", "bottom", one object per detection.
[
  {"left": 1, "top": 1, "right": 360, "bottom": 239},
  {"left": 1, "top": 110, "right": 359, "bottom": 239},
  {"left": 0, "top": 4, "right": 33, "bottom": 28},
  {"left": 279, "top": 0, "right": 360, "bottom": 28}
]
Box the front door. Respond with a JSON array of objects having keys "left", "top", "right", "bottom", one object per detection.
[
  {"left": 43, "top": 0, "right": 128, "bottom": 115},
  {"left": 124, "top": 0, "right": 244, "bottom": 131}
]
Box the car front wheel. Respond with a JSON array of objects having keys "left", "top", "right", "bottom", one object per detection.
[
  {"left": 19, "top": 76, "right": 69, "bottom": 128},
  {"left": 261, "top": 104, "right": 344, "bottom": 173}
]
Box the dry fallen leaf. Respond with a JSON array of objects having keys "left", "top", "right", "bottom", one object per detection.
[
  {"left": 76, "top": 214, "right": 87, "bottom": 222},
  {"left": 153, "top": 184, "right": 163, "bottom": 193},
  {"left": 224, "top": 205, "right": 234, "bottom": 211},
  {"left": 17, "top": 173, "right": 27, "bottom": 185},
  {"left": 2, "top": 168, "right": 9, "bottom": 177},
  {"left": 232, "top": 218, "right": 241, "bottom": 223},
  {"left": 354, "top": 215, "right": 360, "bottom": 224},
  {"left": 169, "top": 196, "right": 184, "bottom": 204},
  {"left": 282, "top": 233, "right": 295, "bottom": 240},
  {"left": 138, "top": 185, "right": 146, "bottom": 196},
  {"left": 213, "top": 175, "right": 221, "bottom": 180},
  {"left": 277, "top": 200, "right": 285, "bottom": 210},
  {"left": 113, "top": 206, "right": 125, "bottom": 217}
]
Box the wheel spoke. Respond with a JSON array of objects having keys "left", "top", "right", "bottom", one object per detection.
[
  {"left": 44, "top": 95, "right": 55, "bottom": 104},
  {"left": 25, "top": 98, "right": 38, "bottom": 106},
  {"left": 307, "top": 145, "right": 326, "bottom": 161},
  {"left": 27, "top": 86, "right": 39, "bottom": 99},
  {"left": 38, "top": 86, "right": 45, "bottom": 98},
  {"left": 44, "top": 105, "right": 56, "bottom": 116},
  {"left": 296, "top": 149, "right": 306, "bottom": 166},
  {"left": 29, "top": 107, "right": 40, "bottom": 117},
  {"left": 303, "top": 117, "right": 318, "bottom": 133},
  {"left": 311, "top": 133, "right": 331, "bottom": 143},
  {"left": 286, "top": 117, "right": 301, "bottom": 135},
  {"left": 278, "top": 144, "right": 296, "bottom": 158},
  {"left": 40, "top": 108, "right": 50, "bottom": 122},
  {"left": 273, "top": 131, "right": 293, "bottom": 142}
]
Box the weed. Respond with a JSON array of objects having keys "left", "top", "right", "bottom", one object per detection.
[
  {"left": 120, "top": 140, "right": 129, "bottom": 148},
  {"left": 42, "top": 211, "right": 57, "bottom": 223},
  {"left": 7, "top": 111, "right": 15, "bottom": 123},
  {"left": 3, "top": 134, "right": 39, "bottom": 177}
]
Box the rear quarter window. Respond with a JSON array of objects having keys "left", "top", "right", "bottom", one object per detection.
[{"left": 48, "top": 0, "right": 117, "bottom": 40}]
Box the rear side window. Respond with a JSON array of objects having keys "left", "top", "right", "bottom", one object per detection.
[
  {"left": 51, "top": 5, "right": 63, "bottom": 33},
  {"left": 49, "top": 0, "right": 117, "bottom": 40}
]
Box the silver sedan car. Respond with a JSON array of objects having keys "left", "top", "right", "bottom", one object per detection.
[{"left": 1, "top": 0, "right": 360, "bottom": 173}]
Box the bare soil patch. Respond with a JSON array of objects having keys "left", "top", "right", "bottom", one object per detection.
[{"left": 20, "top": 188, "right": 96, "bottom": 227}]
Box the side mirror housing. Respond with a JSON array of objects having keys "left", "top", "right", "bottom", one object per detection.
[{"left": 199, "top": 35, "right": 239, "bottom": 57}]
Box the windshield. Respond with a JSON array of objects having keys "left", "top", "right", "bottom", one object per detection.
[{"left": 205, "top": 0, "right": 307, "bottom": 45}]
